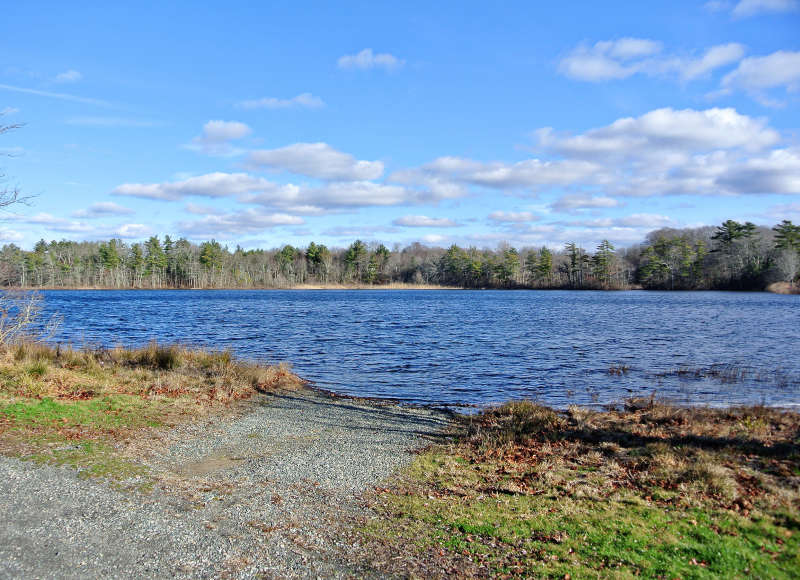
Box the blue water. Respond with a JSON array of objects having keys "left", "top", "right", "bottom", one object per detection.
[{"left": 39, "top": 290, "right": 800, "bottom": 409}]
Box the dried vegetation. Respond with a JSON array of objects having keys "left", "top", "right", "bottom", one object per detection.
[
  {"left": 364, "top": 399, "right": 800, "bottom": 578},
  {"left": 0, "top": 340, "right": 305, "bottom": 472}
]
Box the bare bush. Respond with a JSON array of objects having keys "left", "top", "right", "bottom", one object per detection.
[{"left": 0, "top": 291, "right": 61, "bottom": 344}]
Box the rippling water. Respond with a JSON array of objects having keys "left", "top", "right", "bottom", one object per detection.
[{"left": 39, "top": 289, "right": 800, "bottom": 409}]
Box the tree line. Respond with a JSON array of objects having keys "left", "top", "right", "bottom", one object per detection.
[{"left": 0, "top": 219, "right": 797, "bottom": 291}]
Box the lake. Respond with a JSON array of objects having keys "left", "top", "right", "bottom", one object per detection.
[{"left": 40, "top": 289, "right": 800, "bottom": 409}]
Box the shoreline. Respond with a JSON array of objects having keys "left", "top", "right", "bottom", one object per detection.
[
  {"left": 5, "top": 285, "right": 798, "bottom": 293},
  {"left": 2, "top": 342, "right": 798, "bottom": 577},
  {"left": 6, "top": 283, "right": 464, "bottom": 291},
  {"left": 306, "top": 380, "right": 800, "bottom": 414}
]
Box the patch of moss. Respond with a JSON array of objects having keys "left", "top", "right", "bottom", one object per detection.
[{"left": 24, "top": 439, "right": 151, "bottom": 485}]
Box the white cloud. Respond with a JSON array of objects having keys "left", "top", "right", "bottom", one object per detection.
[
  {"left": 0, "top": 229, "right": 24, "bottom": 242},
  {"left": 115, "top": 224, "right": 152, "bottom": 238},
  {"left": 337, "top": 48, "right": 404, "bottom": 71},
  {"left": 72, "top": 202, "right": 135, "bottom": 218},
  {"left": 10, "top": 213, "right": 93, "bottom": 233},
  {"left": 462, "top": 159, "right": 603, "bottom": 189},
  {"left": 322, "top": 225, "right": 399, "bottom": 238},
  {"left": 187, "top": 120, "right": 252, "bottom": 156},
  {"left": 578, "top": 213, "right": 675, "bottom": 228},
  {"left": 248, "top": 142, "right": 384, "bottom": 181},
  {"left": 559, "top": 39, "right": 744, "bottom": 83},
  {"left": 400, "top": 155, "right": 605, "bottom": 191},
  {"left": 275, "top": 205, "right": 332, "bottom": 216},
  {"left": 178, "top": 209, "right": 304, "bottom": 237},
  {"left": 560, "top": 38, "right": 798, "bottom": 106},
  {"left": 421, "top": 234, "right": 447, "bottom": 244},
  {"left": 5, "top": 211, "right": 156, "bottom": 241},
  {"left": 296, "top": 181, "right": 410, "bottom": 207},
  {"left": 114, "top": 171, "right": 419, "bottom": 211},
  {"left": 722, "top": 50, "right": 800, "bottom": 96},
  {"left": 398, "top": 107, "right": 793, "bottom": 202},
  {"left": 604, "top": 38, "right": 663, "bottom": 60},
  {"left": 388, "top": 167, "right": 469, "bottom": 201},
  {"left": 681, "top": 43, "right": 746, "bottom": 80},
  {"left": 236, "top": 93, "right": 325, "bottom": 109},
  {"left": 393, "top": 215, "right": 459, "bottom": 227},
  {"left": 558, "top": 38, "right": 659, "bottom": 81},
  {"left": 113, "top": 172, "right": 272, "bottom": 201},
  {"left": 487, "top": 211, "right": 537, "bottom": 223},
  {"left": 549, "top": 107, "right": 779, "bottom": 159},
  {"left": 197, "top": 120, "right": 251, "bottom": 142},
  {"left": 184, "top": 202, "right": 227, "bottom": 216},
  {"left": 54, "top": 69, "right": 82, "bottom": 83},
  {"left": 732, "top": 0, "right": 798, "bottom": 17},
  {"left": 716, "top": 148, "right": 800, "bottom": 194},
  {"left": 0, "top": 107, "right": 19, "bottom": 116},
  {"left": 551, "top": 194, "right": 622, "bottom": 212}
]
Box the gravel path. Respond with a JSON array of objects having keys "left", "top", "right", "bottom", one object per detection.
[{"left": 0, "top": 389, "right": 451, "bottom": 579}]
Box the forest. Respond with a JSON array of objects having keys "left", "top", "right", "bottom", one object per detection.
[{"left": 0, "top": 219, "right": 797, "bottom": 291}]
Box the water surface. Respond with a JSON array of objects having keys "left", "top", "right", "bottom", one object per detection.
[{"left": 41, "top": 290, "right": 800, "bottom": 409}]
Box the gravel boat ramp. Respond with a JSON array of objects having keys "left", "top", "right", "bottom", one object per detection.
[{"left": 0, "top": 388, "right": 451, "bottom": 579}]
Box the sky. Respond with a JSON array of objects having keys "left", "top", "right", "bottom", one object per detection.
[{"left": 1, "top": 0, "right": 799, "bottom": 251}]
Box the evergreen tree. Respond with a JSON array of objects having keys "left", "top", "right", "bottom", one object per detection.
[
  {"left": 711, "top": 220, "right": 744, "bottom": 250},
  {"left": 344, "top": 240, "right": 368, "bottom": 281},
  {"left": 592, "top": 240, "right": 615, "bottom": 287},
  {"left": 145, "top": 236, "right": 167, "bottom": 286},
  {"left": 199, "top": 240, "right": 224, "bottom": 271},
  {"left": 774, "top": 220, "right": 800, "bottom": 252},
  {"left": 128, "top": 243, "right": 145, "bottom": 287},
  {"left": 536, "top": 247, "right": 553, "bottom": 284},
  {"left": 493, "top": 246, "right": 519, "bottom": 286}
]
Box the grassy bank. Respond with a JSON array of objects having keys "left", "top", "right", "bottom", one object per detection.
[
  {"left": 0, "top": 341, "right": 304, "bottom": 480},
  {"left": 363, "top": 400, "right": 800, "bottom": 578}
]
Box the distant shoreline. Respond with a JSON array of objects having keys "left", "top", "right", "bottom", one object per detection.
[
  {"left": 3, "top": 283, "right": 464, "bottom": 291},
  {"left": 2, "top": 284, "right": 796, "bottom": 293}
]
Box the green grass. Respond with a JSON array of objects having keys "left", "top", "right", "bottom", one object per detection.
[
  {"left": 368, "top": 451, "right": 799, "bottom": 578},
  {"left": 363, "top": 400, "right": 800, "bottom": 578},
  {"left": 0, "top": 397, "right": 161, "bottom": 487},
  {"left": 1, "top": 395, "right": 165, "bottom": 430},
  {"left": 0, "top": 340, "right": 305, "bottom": 484}
]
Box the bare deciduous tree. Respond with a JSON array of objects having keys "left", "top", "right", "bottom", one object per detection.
[
  {"left": 0, "top": 118, "right": 56, "bottom": 343},
  {"left": 1, "top": 120, "right": 31, "bottom": 209},
  {"left": 774, "top": 249, "right": 800, "bottom": 286},
  {"left": 0, "top": 290, "right": 61, "bottom": 343}
]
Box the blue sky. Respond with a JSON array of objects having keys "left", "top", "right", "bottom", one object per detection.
[{"left": 1, "top": 0, "right": 799, "bottom": 250}]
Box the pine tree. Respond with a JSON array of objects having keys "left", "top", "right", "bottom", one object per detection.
[
  {"left": 592, "top": 240, "right": 615, "bottom": 287},
  {"left": 536, "top": 247, "right": 553, "bottom": 285},
  {"left": 774, "top": 220, "right": 800, "bottom": 252}
]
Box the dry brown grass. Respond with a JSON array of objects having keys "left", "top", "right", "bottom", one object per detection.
[
  {"left": 0, "top": 340, "right": 307, "bottom": 484},
  {"left": 457, "top": 398, "right": 800, "bottom": 512},
  {"left": 1, "top": 340, "right": 305, "bottom": 406},
  {"left": 361, "top": 399, "right": 800, "bottom": 578}
]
